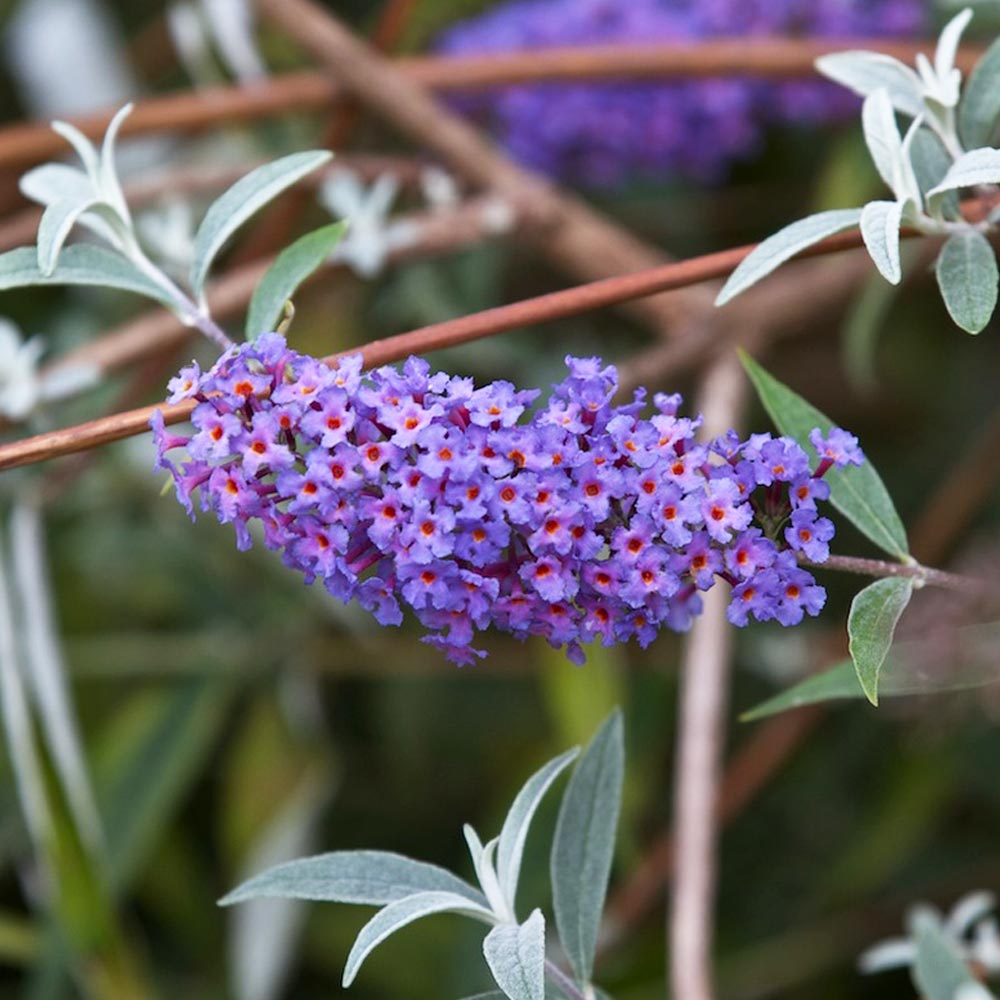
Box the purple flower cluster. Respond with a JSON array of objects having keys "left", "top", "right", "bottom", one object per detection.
[
  {"left": 436, "top": 0, "right": 926, "bottom": 186},
  {"left": 152, "top": 336, "right": 863, "bottom": 666}
]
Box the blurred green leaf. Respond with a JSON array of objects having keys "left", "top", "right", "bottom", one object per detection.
[
  {"left": 959, "top": 37, "right": 1000, "bottom": 148},
  {"left": 910, "top": 910, "right": 993, "bottom": 1000},
  {"left": 96, "top": 679, "right": 232, "bottom": 892},
  {"left": 245, "top": 221, "right": 347, "bottom": 339},
  {"left": 550, "top": 709, "right": 623, "bottom": 985},
  {"left": 848, "top": 577, "right": 914, "bottom": 706},
  {"left": 739, "top": 351, "right": 910, "bottom": 559}
]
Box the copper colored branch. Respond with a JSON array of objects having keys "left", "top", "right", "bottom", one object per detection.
[
  {"left": 0, "top": 227, "right": 883, "bottom": 472},
  {"left": 0, "top": 39, "right": 983, "bottom": 170}
]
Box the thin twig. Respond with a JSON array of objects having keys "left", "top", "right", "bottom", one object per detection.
[
  {"left": 0, "top": 227, "right": 878, "bottom": 472},
  {"left": 805, "top": 553, "right": 995, "bottom": 598},
  {"left": 0, "top": 39, "right": 982, "bottom": 169},
  {"left": 670, "top": 353, "right": 747, "bottom": 1000}
]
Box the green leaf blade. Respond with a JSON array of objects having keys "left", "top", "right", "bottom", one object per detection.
[
  {"left": 859, "top": 199, "right": 903, "bottom": 284},
  {"left": 482, "top": 910, "right": 546, "bottom": 1000},
  {"left": 959, "top": 37, "right": 1000, "bottom": 149},
  {"left": 848, "top": 577, "right": 914, "bottom": 706},
  {"left": 911, "top": 911, "right": 992, "bottom": 1000},
  {"left": 550, "top": 709, "right": 623, "bottom": 985},
  {"left": 739, "top": 352, "right": 909, "bottom": 559},
  {"left": 935, "top": 230, "right": 999, "bottom": 334},
  {"left": 715, "top": 209, "right": 862, "bottom": 306},
  {"left": 496, "top": 747, "right": 579, "bottom": 912},
  {"left": 0, "top": 245, "right": 174, "bottom": 307},
  {"left": 219, "top": 849, "right": 488, "bottom": 909},
  {"left": 342, "top": 891, "right": 495, "bottom": 987},
  {"left": 190, "top": 150, "right": 332, "bottom": 299},
  {"left": 245, "top": 221, "right": 347, "bottom": 339}
]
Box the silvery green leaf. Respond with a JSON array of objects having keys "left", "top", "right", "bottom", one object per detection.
[
  {"left": 342, "top": 891, "right": 496, "bottom": 987},
  {"left": 715, "top": 208, "right": 862, "bottom": 306},
  {"left": 935, "top": 230, "right": 999, "bottom": 334},
  {"left": 929, "top": 147, "right": 1000, "bottom": 197},
  {"left": 860, "top": 200, "right": 904, "bottom": 284},
  {"left": 50, "top": 119, "right": 101, "bottom": 185},
  {"left": 0, "top": 245, "right": 175, "bottom": 307},
  {"left": 551, "top": 709, "right": 623, "bottom": 985},
  {"left": 190, "top": 149, "right": 332, "bottom": 298},
  {"left": 37, "top": 197, "right": 105, "bottom": 275},
  {"left": 465, "top": 825, "right": 508, "bottom": 919},
  {"left": 862, "top": 90, "right": 904, "bottom": 193},
  {"left": 958, "top": 37, "right": 1000, "bottom": 148},
  {"left": 483, "top": 910, "right": 546, "bottom": 1000},
  {"left": 245, "top": 221, "right": 347, "bottom": 339},
  {"left": 933, "top": 8, "right": 973, "bottom": 93},
  {"left": 457, "top": 994, "right": 507, "bottom": 999},
  {"left": 815, "top": 51, "right": 924, "bottom": 117},
  {"left": 848, "top": 577, "right": 914, "bottom": 706},
  {"left": 220, "top": 849, "right": 488, "bottom": 908},
  {"left": 19, "top": 163, "right": 93, "bottom": 208},
  {"left": 98, "top": 103, "right": 133, "bottom": 225},
  {"left": 954, "top": 984, "right": 998, "bottom": 1000},
  {"left": 912, "top": 911, "right": 986, "bottom": 1000},
  {"left": 739, "top": 352, "right": 910, "bottom": 558},
  {"left": 496, "top": 747, "right": 579, "bottom": 913},
  {"left": 909, "top": 128, "right": 960, "bottom": 218}
]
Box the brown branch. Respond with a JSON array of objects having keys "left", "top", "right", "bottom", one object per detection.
[
  {"left": 0, "top": 38, "right": 981, "bottom": 170},
  {"left": 0, "top": 226, "right": 890, "bottom": 472}
]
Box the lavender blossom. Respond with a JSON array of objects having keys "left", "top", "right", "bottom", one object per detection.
[
  {"left": 152, "top": 336, "right": 862, "bottom": 666},
  {"left": 436, "top": 0, "right": 926, "bottom": 186}
]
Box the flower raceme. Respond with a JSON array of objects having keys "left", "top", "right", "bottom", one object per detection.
[{"left": 152, "top": 336, "right": 863, "bottom": 665}]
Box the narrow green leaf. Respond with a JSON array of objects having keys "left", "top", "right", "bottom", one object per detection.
[
  {"left": 245, "top": 221, "right": 347, "bottom": 339},
  {"left": 859, "top": 200, "right": 903, "bottom": 284},
  {"left": 959, "top": 37, "right": 1000, "bottom": 149},
  {"left": 814, "top": 51, "right": 924, "bottom": 117},
  {"left": 0, "top": 245, "right": 174, "bottom": 307},
  {"left": 483, "top": 910, "right": 546, "bottom": 1000},
  {"left": 550, "top": 709, "right": 623, "bottom": 985},
  {"left": 220, "top": 850, "right": 487, "bottom": 908},
  {"left": 715, "top": 209, "right": 862, "bottom": 306},
  {"left": 935, "top": 231, "right": 999, "bottom": 334},
  {"left": 342, "top": 891, "right": 495, "bottom": 987},
  {"left": 848, "top": 577, "right": 914, "bottom": 706},
  {"left": 908, "top": 128, "right": 959, "bottom": 219},
  {"left": 861, "top": 90, "right": 904, "bottom": 193},
  {"left": 739, "top": 352, "right": 909, "bottom": 558},
  {"left": 740, "top": 660, "right": 867, "bottom": 720},
  {"left": 910, "top": 911, "right": 989, "bottom": 1000},
  {"left": 98, "top": 679, "right": 231, "bottom": 893},
  {"left": 496, "top": 747, "right": 579, "bottom": 912},
  {"left": 190, "top": 150, "right": 332, "bottom": 298},
  {"left": 37, "top": 198, "right": 103, "bottom": 275},
  {"left": 928, "top": 147, "right": 1000, "bottom": 198},
  {"left": 743, "top": 618, "right": 1000, "bottom": 720}
]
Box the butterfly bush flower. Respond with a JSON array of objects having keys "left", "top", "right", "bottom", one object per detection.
[
  {"left": 152, "top": 336, "right": 863, "bottom": 666},
  {"left": 436, "top": 0, "right": 925, "bottom": 186}
]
